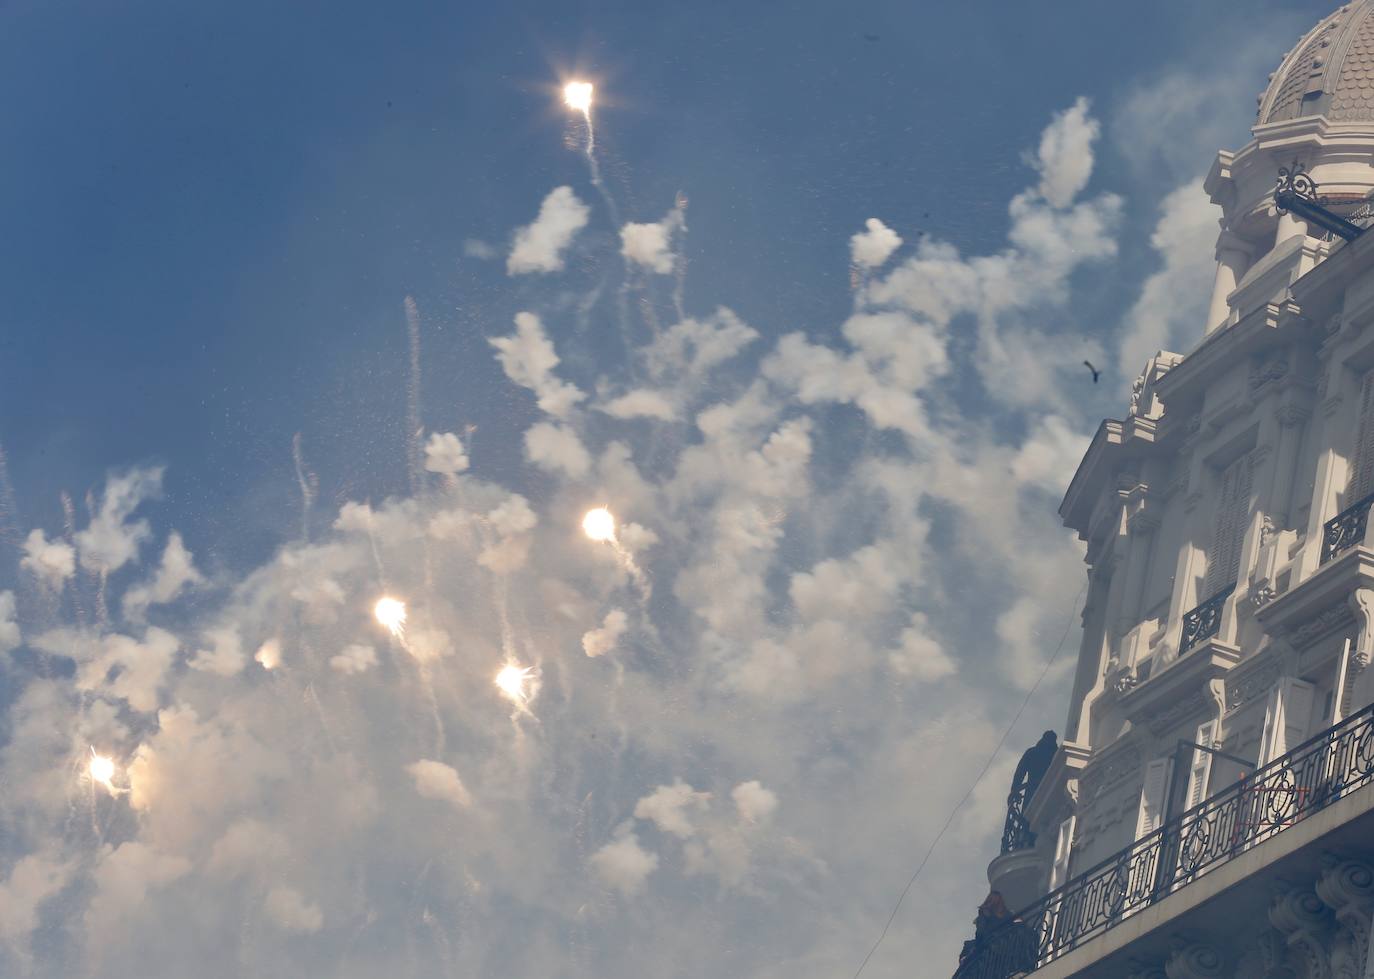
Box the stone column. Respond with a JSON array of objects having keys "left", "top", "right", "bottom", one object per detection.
[
  {"left": 1205, "top": 231, "right": 1252, "bottom": 333},
  {"left": 1272, "top": 404, "right": 1312, "bottom": 530},
  {"left": 1276, "top": 210, "right": 1310, "bottom": 245}
]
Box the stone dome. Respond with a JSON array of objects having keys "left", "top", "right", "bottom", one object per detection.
[{"left": 1259, "top": 1, "right": 1374, "bottom": 125}]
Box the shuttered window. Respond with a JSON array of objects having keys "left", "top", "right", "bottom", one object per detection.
[
  {"left": 1204, "top": 454, "right": 1253, "bottom": 598},
  {"left": 1184, "top": 720, "right": 1216, "bottom": 812},
  {"left": 1135, "top": 757, "right": 1173, "bottom": 840},
  {"left": 1352, "top": 371, "right": 1374, "bottom": 501}
]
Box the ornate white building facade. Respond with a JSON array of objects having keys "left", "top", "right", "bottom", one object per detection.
[{"left": 960, "top": 3, "right": 1374, "bottom": 977}]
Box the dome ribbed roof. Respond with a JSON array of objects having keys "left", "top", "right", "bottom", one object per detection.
[{"left": 1259, "top": 2, "right": 1374, "bottom": 124}]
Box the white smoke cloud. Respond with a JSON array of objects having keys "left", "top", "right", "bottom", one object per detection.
[
  {"left": 1116, "top": 179, "right": 1218, "bottom": 375},
  {"left": 490, "top": 312, "right": 586, "bottom": 418},
  {"left": 423, "top": 431, "right": 471, "bottom": 474},
  {"left": 507, "top": 186, "right": 590, "bottom": 275},
  {"left": 850, "top": 217, "right": 903, "bottom": 268},
  {"left": 406, "top": 759, "right": 472, "bottom": 809},
  {"left": 75, "top": 467, "right": 164, "bottom": 573},
  {"left": 524, "top": 421, "right": 591, "bottom": 478},
  {"left": 329, "top": 643, "right": 377, "bottom": 675},
  {"left": 599, "top": 389, "right": 677, "bottom": 421},
  {"left": 19, "top": 529, "right": 75, "bottom": 588},
  {"left": 731, "top": 780, "right": 778, "bottom": 823},
  {"left": 263, "top": 885, "right": 324, "bottom": 934},
  {"left": 1035, "top": 96, "right": 1099, "bottom": 208},
  {"left": 589, "top": 831, "right": 659, "bottom": 896},
  {"left": 122, "top": 532, "right": 204, "bottom": 621},
  {"left": 620, "top": 209, "right": 683, "bottom": 274},
  {"left": 0, "top": 98, "right": 1172, "bottom": 979},
  {"left": 634, "top": 780, "right": 712, "bottom": 839},
  {"left": 0, "top": 592, "right": 18, "bottom": 654},
  {"left": 581, "top": 608, "right": 627, "bottom": 657},
  {"left": 189, "top": 627, "right": 245, "bottom": 677}
]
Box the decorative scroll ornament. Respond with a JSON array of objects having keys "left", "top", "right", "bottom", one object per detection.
[{"left": 1275, "top": 161, "right": 1319, "bottom": 211}]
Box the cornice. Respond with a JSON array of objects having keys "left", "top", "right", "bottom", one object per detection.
[
  {"left": 1255, "top": 545, "right": 1374, "bottom": 645},
  {"left": 1117, "top": 642, "right": 1240, "bottom": 736}
]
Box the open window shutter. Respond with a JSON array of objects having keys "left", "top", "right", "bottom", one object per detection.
[
  {"left": 1280, "top": 679, "right": 1315, "bottom": 755},
  {"left": 1259, "top": 678, "right": 1316, "bottom": 764},
  {"left": 1336, "top": 638, "right": 1358, "bottom": 723},
  {"left": 1049, "top": 816, "right": 1076, "bottom": 891},
  {"left": 1135, "top": 758, "right": 1173, "bottom": 839},
  {"left": 1259, "top": 685, "right": 1283, "bottom": 766},
  {"left": 1353, "top": 371, "right": 1374, "bottom": 501},
  {"left": 1184, "top": 720, "right": 1217, "bottom": 812},
  {"left": 1205, "top": 455, "right": 1253, "bottom": 598}
]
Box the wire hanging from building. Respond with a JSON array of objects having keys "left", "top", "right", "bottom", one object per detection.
[{"left": 847, "top": 582, "right": 1088, "bottom": 979}]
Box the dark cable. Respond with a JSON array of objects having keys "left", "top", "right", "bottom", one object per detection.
[{"left": 848, "top": 582, "right": 1087, "bottom": 979}]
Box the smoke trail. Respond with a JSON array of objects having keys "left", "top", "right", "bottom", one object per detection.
[
  {"left": 404, "top": 296, "right": 424, "bottom": 496},
  {"left": 576, "top": 110, "right": 621, "bottom": 231},
  {"left": 60, "top": 491, "right": 89, "bottom": 630},
  {"left": 0, "top": 440, "right": 21, "bottom": 553},
  {"left": 672, "top": 191, "right": 690, "bottom": 323},
  {"left": 291, "top": 433, "right": 318, "bottom": 542}
]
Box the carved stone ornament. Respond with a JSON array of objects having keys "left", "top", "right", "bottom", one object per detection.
[
  {"left": 1278, "top": 403, "right": 1312, "bottom": 428},
  {"left": 1129, "top": 373, "right": 1146, "bottom": 418},
  {"left": 1269, "top": 883, "right": 1337, "bottom": 979},
  {"left": 1146, "top": 690, "right": 1215, "bottom": 736},
  {"left": 1164, "top": 936, "right": 1226, "bottom": 979},
  {"left": 1287, "top": 602, "right": 1356, "bottom": 648},
  {"left": 1250, "top": 583, "right": 1278, "bottom": 610},
  {"left": 1250, "top": 351, "right": 1290, "bottom": 390},
  {"left": 1078, "top": 744, "right": 1142, "bottom": 806},
  {"left": 1225, "top": 658, "right": 1282, "bottom": 712}
]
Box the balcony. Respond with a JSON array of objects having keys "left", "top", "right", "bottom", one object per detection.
[
  {"left": 954, "top": 701, "right": 1374, "bottom": 979},
  {"left": 1178, "top": 585, "right": 1234, "bottom": 654},
  {"left": 1322, "top": 491, "right": 1374, "bottom": 564}
]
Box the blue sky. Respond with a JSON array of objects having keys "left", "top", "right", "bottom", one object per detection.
[{"left": 0, "top": 1, "right": 1344, "bottom": 977}]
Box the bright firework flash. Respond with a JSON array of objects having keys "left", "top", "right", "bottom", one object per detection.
[
  {"left": 374, "top": 596, "right": 408, "bottom": 641},
  {"left": 495, "top": 662, "right": 540, "bottom": 715},
  {"left": 87, "top": 747, "right": 124, "bottom": 796},
  {"left": 582, "top": 506, "right": 650, "bottom": 598},
  {"left": 561, "top": 78, "right": 619, "bottom": 226}
]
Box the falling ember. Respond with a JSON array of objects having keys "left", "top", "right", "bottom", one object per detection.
[
  {"left": 563, "top": 81, "right": 594, "bottom": 115},
  {"left": 582, "top": 507, "right": 616, "bottom": 543},
  {"left": 89, "top": 748, "right": 116, "bottom": 793},
  {"left": 374, "top": 597, "right": 407, "bottom": 639},
  {"left": 495, "top": 663, "right": 536, "bottom": 705}
]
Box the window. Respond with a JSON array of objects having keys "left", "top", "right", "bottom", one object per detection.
[
  {"left": 1204, "top": 453, "right": 1253, "bottom": 599},
  {"left": 1049, "top": 815, "right": 1075, "bottom": 892}
]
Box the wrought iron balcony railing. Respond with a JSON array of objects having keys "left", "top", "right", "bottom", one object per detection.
[
  {"left": 954, "top": 701, "right": 1374, "bottom": 979},
  {"left": 1321, "top": 491, "right": 1374, "bottom": 564},
  {"left": 1179, "top": 585, "right": 1233, "bottom": 654},
  {"left": 1001, "top": 792, "right": 1036, "bottom": 855}
]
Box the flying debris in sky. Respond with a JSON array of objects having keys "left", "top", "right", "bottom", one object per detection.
[
  {"left": 1082, "top": 360, "right": 1101, "bottom": 384},
  {"left": 374, "top": 596, "right": 408, "bottom": 639},
  {"left": 582, "top": 506, "right": 616, "bottom": 543},
  {"left": 88, "top": 748, "right": 117, "bottom": 795}
]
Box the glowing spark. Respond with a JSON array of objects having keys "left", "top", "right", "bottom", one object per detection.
[
  {"left": 88, "top": 748, "right": 116, "bottom": 793},
  {"left": 374, "top": 597, "right": 407, "bottom": 639},
  {"left": 563, "top": 81, "right": 593, "bottom": 115},
  {"left": 495, "top": 663, "right": 535, "bottom": 704},
  {"left": 582, "top": 507, "right": 616, "bottom": 543}
]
